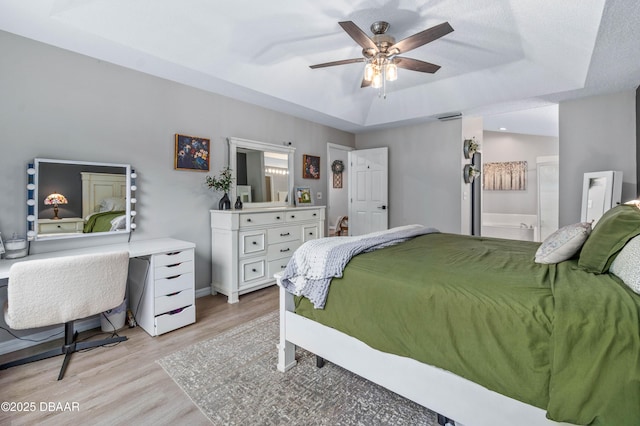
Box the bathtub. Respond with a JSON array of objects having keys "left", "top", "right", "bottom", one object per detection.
[{"left": 481, "top": 213, "right": 537, "bottom": 242}]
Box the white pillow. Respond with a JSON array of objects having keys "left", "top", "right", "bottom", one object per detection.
[
  {"left": 610, "top": 235, "right": 640, "bottom": 294},
  {"left": 99, "top": 197, "right": 126, "bottom": 212},
  {"left": 535, "top": 222, "right": 592, "bottom": 264},
  {"left": 109, "top": 215, "right": 127, "bottom": 231}
]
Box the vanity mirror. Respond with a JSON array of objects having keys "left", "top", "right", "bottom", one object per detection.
[
  {"left": 228, "top": 137, "right": 295, "bottom": 207},
  {"left": 27, "top": 158, "right": 135, "bottom": 240}
]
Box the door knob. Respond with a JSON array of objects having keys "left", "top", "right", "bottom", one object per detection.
[{"left": 377, "top": 205, "right": 387, "bottom": 210}]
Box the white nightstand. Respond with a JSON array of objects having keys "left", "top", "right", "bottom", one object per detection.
[{"left": 38, "top": 217, "right": 84, "bottom": 234}]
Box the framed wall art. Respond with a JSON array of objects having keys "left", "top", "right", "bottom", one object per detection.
[
  {"left": 483, "top": 161, "right": 527, "bottom": 190},
  {"left": 302, "top": 154, "right": 320, "bottom": 179},
  {"left": 174, "top": 134, "right": 210, "bottom": 171}
]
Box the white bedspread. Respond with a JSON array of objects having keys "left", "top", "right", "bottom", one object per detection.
[{"left": 279, "top": 225, "right": 438, "bottom": 309}]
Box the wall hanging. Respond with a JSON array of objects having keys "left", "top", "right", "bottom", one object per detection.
[
  {"left": 175, "top": 134, "right": 210, "bottom": 171},
  {"left": 303, "top": 155, "right": 320, "bottom": 179},
  {"left": 331, "top": 160, "right": 344, "bottom": 188},
  {"left": 483, "top": 161, "right": 527, "bottom": 190},
  {"left": 463, "top": 164, "right": 481, "bottom": 184},
  {"left": 463, "top": 137, "right": 479, "bottom": 159}
]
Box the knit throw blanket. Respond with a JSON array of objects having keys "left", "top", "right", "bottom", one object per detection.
[{"left": 279, "top": 225, "right": 439, "bottom": 309}]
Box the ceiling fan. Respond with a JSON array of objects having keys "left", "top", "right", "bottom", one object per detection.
[{"left": 310, "top": 20, "right": 454, "bottom": 95}]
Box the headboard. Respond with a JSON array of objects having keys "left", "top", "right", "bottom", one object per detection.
[{"left": 81, "top": 172, "right": 127, "bottom": 218}]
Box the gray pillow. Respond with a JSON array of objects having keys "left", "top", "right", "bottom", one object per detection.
[
  {"left": 534, "top": 222, "right": 592, "bottom": 264},
  {"left": 610, "top": 235, "right": 640, "bottom": 294}
]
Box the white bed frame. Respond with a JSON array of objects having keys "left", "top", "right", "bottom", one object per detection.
[
  {"left": 277, "top": 286, "right": 573, "bottom": 426},
  {"left": 81, "top": 172, "right": 127, "bottom": 218}
]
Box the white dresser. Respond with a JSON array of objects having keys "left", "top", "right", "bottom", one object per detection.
[
  {"left": 210, "top": 206, "right": 325, "bottom": 303},
  {"left": 128, "top": 246, "right": 196, "bottom": 336}
]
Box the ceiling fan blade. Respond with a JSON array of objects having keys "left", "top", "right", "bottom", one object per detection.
[
  {"left": 395, "top": 57, "right": 441, "bottom": 73},
  {"left": 310, "top": 58, "right": 365, "bottom": 69},
  {"left": 339, "top": 21, "right": 378, "bottom": 51},
  {"left": 390, "top": 22, "right": 453, "bottom": 53},
  {"left": 361, "top": 78, "right": 372, "bottom": 88}
]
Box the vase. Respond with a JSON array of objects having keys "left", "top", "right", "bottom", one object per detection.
[
  {"left": 218, "top": 193, "right": 231, "bottom": 210},
  {"left": 234, "top": 196, "right": 243, "bottom": 210}
]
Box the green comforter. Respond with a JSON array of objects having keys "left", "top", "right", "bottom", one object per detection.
[
  {"left": 294, "top": 233, "right": 640, "bottom": 425},
  {"left": 83, "top": 210, "right": 125, "bottom": 233}
]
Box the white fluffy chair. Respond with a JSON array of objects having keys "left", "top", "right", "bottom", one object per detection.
[{"left": 0, "top": 251, "right": 130, "bottom": 380}]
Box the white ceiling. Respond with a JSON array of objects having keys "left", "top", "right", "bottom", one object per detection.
[{"left": 1, "top": 0, "right": 639, "bottom": 135}]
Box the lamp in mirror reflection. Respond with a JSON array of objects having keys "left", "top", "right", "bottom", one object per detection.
[{"left": 44, "top": 193, "right": 68, "bottom": 220}]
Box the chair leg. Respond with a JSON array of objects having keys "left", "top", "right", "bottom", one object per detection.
[{"left": 0, "top": 321, "right": 128, "bottom": 380}]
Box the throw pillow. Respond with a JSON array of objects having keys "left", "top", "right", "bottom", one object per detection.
[
  {"left": 534, "top": 222, "right": 591, "bottom": 264},
  {"left": 610, "top": 235, "right": 640, "bottom": 294},
  {"left": 578, "top": 204, "right": 640, "bottom": 273}
]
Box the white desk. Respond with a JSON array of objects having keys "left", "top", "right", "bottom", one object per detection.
[
  {"left": 0, "top": 238, "right": 195, "bottom": 280},
  {"left": 0, "top": 237, "right": 197, "bottom": 339}
]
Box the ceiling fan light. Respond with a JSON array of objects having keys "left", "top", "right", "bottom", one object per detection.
[
  {"left": 372, "top": 71, "right": 383, "bottom": 88},
  {"left": 364, "top": 63, "right": 375, "bottom": 81},
  {"left": 385, "top": 63, "right": 397, "bottom": 81}
]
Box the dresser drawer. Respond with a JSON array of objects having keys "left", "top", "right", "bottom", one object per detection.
[
  {"left": 38, "top": 220, "right": 83, "bottom": 233},
  {"left": 302, "top": 224, "right": 319, "bottom": 242},
  {"left": 285, "top": 209, "right": 321, "bottom": 223},
  {"left": 155, "top": 261, "right": 193, "bottom": 279},
  {"left": 240, "top": 231, "right": 266, "bottom": 256},
  {"left": 268, "top": 258, "right": 290, "bottom": 278},
  {"left": 238, "top": 212, "right": 285, "bottom": 228},
  {"left": 155, "top": 272, "right": 193, "bottom": 296},
  {"left": 155, "top": 289, "right": 194, "bottom": 316},
  {"left": 240, "top": 258, "right": 266, "bottom": 285},
  {"left": 155, "top": 305, "right": 196, "bottom": 335},
  {"left": 267, "top": 226, "right": 301, "bottom": 244},
  {"left": 154, "top": 250, "right": 193, "bottom": 267},
  {"left": 267, "top": 240, "right": 301, "bottom": 261}
]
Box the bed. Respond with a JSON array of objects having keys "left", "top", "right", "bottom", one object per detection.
[
  {"left": 81, "top": 172, "right": 128, "bottom": 232},
  {"left": 276, "top": 203, "right": 640, "bottom": 426}
]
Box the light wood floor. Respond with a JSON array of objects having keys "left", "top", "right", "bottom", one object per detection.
[{"left": 0, "top": 286, "right": 278, "bottom": 425}]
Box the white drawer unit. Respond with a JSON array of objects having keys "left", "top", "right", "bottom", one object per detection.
[
  {"left": 128, "top": 247, "right": 196, "bottom": 336},
  {"left": 211, "top": 206, "right": 325, "bottom": 303}
]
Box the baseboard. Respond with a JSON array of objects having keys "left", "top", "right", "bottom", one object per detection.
[
  {"left": 0, "top": 317, "right": 100, "bottom": 356},
  {"left": 195, "top": 286, "right": 211, "bottom": 299}
]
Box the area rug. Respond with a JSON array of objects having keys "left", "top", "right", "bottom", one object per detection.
[{"left": 157, "top": 311, "right": 438, "bottom": 425}]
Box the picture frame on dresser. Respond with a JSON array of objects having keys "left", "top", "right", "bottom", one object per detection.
[{"left": 294, "top": 187, "right": 313, "bottom": 205}]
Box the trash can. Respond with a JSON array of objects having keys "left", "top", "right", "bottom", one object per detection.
[{"left": 101, "top": 298, "right": 127, "bottom": 332}]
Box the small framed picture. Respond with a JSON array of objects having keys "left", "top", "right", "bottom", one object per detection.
[
  {"left": 174, "top": 134, "right": 210, "bottom": 171},
  {"left": 294, "top": 187, "right": 313, "bottom": 205},
  {"left": 302, "top": 154, "right": 320, "bottom": 179}
]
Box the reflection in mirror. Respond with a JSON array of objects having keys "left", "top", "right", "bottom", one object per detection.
[
  {"left": 30, "top": 158, "right": 132, "bottom": 240},
  {"left": 581, "top": 170, "right": 623, "bottom": 225},
  {"left": 228, "top": 138, "right": 295, "bottom": 207}
]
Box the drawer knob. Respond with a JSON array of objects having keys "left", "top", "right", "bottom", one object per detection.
[
  {"left": 247, "top": 218, "right": 252, "bottom": 222},
  {"left": 280, "top": 248, "right": 290, "bottom": 253},
  {"left": 313, "top": 213, "right": 317, "bottom": 216},
  {"left": 280, "top": 232, "right": 290, "bottom": 237},
  {"left": 252, "top": 241, "right": 257, "bottom": 245},
  {"left": 309, "top": 232, "right": 314, "bottom": 235},
  {"left": 281, "top": 265, "right": 287, "bottom": 269},
  {"left": 276, "top": 216, "right": 281, "bottom": 220},
  {"left": 252, "top": 268, "right": 257, "bottom": 272}
]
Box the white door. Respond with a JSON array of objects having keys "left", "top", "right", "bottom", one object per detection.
[
  {"left": 536, "top": 156, "right": 559, "bottom": 242},
  {"left": 348, "top": 147, "right": 388, "bottom": 236}
]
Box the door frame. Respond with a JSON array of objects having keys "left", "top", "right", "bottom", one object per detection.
[{"left": 326, "top": 143, "right": 354, "bottom": 236}]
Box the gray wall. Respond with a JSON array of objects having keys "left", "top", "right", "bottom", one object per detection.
[
  {"left": 559, "top": 90, "right": 637, "bottom": 226},
  {"left": 0, "top": 30, "right": 355, "bottom": 296},
  {"left": 482, "top": 131, "right": 559, "bottom": 215},
  {"left": 355, "top": 119, "right": 463, "bottom": 233}
]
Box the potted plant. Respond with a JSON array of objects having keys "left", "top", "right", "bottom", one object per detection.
[
  {"left": 463, "top": 164, "right": 481, "bottom": 184},
  {"left": 205, "top": 166, "right": 234, "bottom": 210},
  {"left": 463, "top": 138, "right": 479, "bottom": 159}
]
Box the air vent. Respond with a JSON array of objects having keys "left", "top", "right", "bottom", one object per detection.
[{"left": 436, "top": 112, "right": 462, "bottom": 121}]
